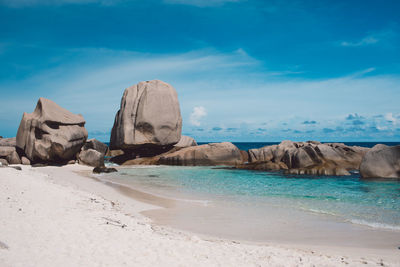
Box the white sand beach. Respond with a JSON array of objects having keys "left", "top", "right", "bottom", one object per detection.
[{"left": 0, "top": 164, "right": 399, "bottom": 267}]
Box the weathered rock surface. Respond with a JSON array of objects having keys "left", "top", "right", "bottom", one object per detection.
[
  {"left": 159, "top": 142, "right": 242, "bottom": 166},
  {"left": 78, "top": 149, "right": 104, "bottom": 167},
  {"left": 110, "top": 80, "right": 182, "bottom": 151},
  {"left": 21, "top": 156, "right": 31, "bottom": 165},
  {"left": 115, "top": 147, "right": 182, "bottom": 166},
  {"left": 0, "top": 146, "right": 21, "bottom": 165},
  {"left": 16, "top": 98, "right": 88, "bottom": 163},
  {"left": 78, "top": 139, "right": 108, "bottom": 167},
  {"left": 174, "top": 135, "right": 197, "bottom": 148},
  {"left": 106, "top": 149, "right": 124, "bottom": 158},
  {"left": 285, "top": 166, "right": 350, "bottom": 176},
  {"left": 360, "top": 144, "right": 400, "bottom": 178},
  {"left": 242, "top": 140, "right": 368, "bottom": 175},
  {"left": 0, "top": 137, "right": 16, "bottom": 147},
  {"left": 83, "top": 139, "right": 109, "bottom": 155},
  {"left": 236, "top": 161, "right": 287, "bottom": 171}
]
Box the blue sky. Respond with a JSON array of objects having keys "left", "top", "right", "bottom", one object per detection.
[{"left": 0, "top": 0, "right": 399, "bottom": 142}]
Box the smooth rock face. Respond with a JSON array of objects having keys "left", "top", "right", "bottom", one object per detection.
[
  {"left": 110, "top": 80, "right": 182, "bottom": 150},
  {"left": 159, "top": 142, "right": 242, "bottom": 166},
  {"left": 21, "top": 156, "right": 31, "bottom": 165},
  {"left": 174, "top": 135, "right": 197, "bottom": 148},
  {"left": 245, "top": 141, "right": 368, "bottom": 175},
  {"left": 78, "top": 149, "right": 104, "bottom": 167},
  {"left": 16, "top": 98, "right": 88, "bottom": 163},
  {"left": 360, "top": 145, "right": 400, "bottom": 178}
]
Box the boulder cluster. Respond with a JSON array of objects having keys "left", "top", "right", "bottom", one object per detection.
[
  {"left": 1, "top": 98, "right": 108, "bottom": 169},
  {"left": 240, "top": 140, "right": 369, "bottom": 176},
  {"left": 1, "top": 79, "right": 399, "bottom": 179}
]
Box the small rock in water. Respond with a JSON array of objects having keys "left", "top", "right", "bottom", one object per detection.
[{"left": 93, "top": 166, "right": 118, "bottom": 174}]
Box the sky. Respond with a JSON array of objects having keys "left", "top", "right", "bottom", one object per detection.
[{"left": 0, "top": 0, "right": 399, "bottom": 142}]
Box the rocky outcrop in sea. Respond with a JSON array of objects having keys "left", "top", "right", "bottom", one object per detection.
[{"left": 239, "top": 140, "right": 369, "bottom": 176}]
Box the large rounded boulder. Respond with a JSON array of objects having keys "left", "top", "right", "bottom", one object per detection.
[
  {"left": 110, "top": 80, "right": 182, "bottom": 152},
  {"left": 16, "top": 98, "right": 88, "bottom": 163},
  {"left": 360, "top": 144, "right": 400, "bottom": 178}
]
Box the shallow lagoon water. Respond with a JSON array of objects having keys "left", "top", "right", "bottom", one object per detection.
[{"left": 103, "top": 165, "right": 400, "bottom": 231}]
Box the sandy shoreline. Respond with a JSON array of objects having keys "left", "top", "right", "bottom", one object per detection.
[{"left": 1, "top": 164, "right": 399, "bottom": 266}]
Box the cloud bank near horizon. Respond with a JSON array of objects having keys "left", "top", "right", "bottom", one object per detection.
[{"left": 0, "top": 46, "right": 399, "bottom": 142}]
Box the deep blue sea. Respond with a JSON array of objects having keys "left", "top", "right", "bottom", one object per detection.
[{"left": 103, "top": 141, "right": 400, "bottom": 231}]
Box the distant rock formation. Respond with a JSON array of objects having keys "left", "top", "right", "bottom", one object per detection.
[
  {"left": 110, "top": 80, "right": 182, "bottom": 155},
  {"left": 241, "top": 140, "right": 369, "bottom": 176},
  {"left": 360, "top": 144, "right": 400, "bottom": 178},
  {"left": 159, "top": 142, "right": 243, "bottom": 166},
  {"left": 16, "top": 98, "right": 88, "bottom": 163},
  {"left": 174, "top": 135, "right": 197, "bottom": 148}
]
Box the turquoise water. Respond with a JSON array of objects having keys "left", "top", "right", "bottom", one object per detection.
[{"left": 104, "top": 166, "right": 400, "bottom": 231}]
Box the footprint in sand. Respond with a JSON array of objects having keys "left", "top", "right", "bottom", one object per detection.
[{"left": 0, "top": 241, "right": 9, "bottom": 249}]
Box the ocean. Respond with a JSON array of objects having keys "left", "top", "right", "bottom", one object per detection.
[
  {"left": 101, "top": 141, "right": 400, "bottom": 234},
  {"left": 101, "top": 165, "right": 400, "bottom": 232}
]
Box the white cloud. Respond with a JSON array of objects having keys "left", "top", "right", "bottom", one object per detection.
[
  {"left": 340, "top": 29, "right": 396, "bottom": 47},
  {"left": 189, "top": 106, "right": 207, "bottom": 126},
  {"left": 340, "top": 36, "right": 378, "bottom": 47},
  {"left": 385, "top": 112, "right": 398, "bottom": 125},
  {"left": 163, "top": 0, "right": 240, "bottom": 7}
]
